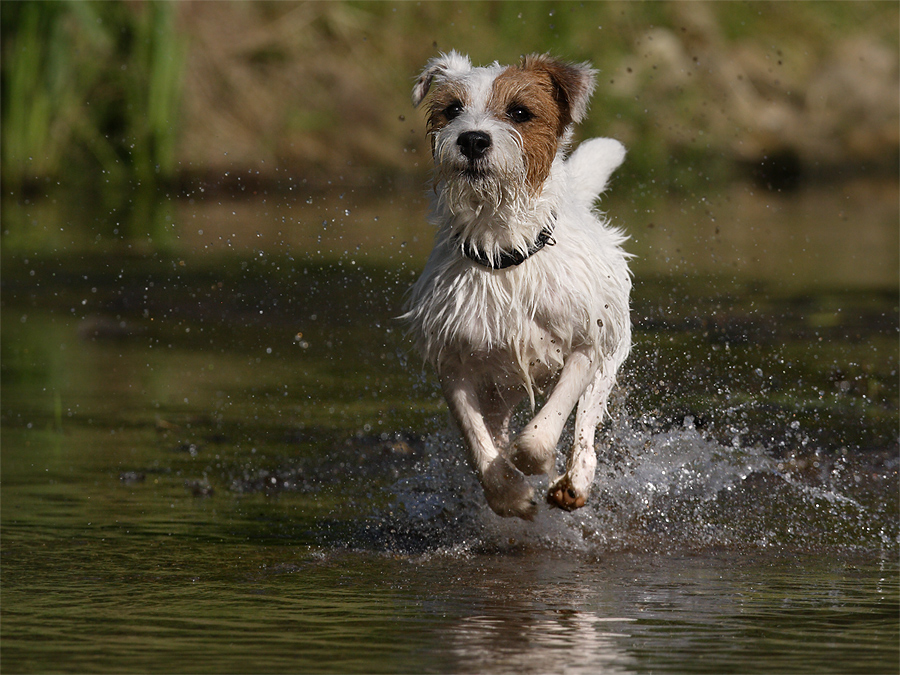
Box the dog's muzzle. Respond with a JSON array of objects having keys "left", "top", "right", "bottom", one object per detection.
[{"left": 457, "top": 131, "right": 492, "bottom": 161}]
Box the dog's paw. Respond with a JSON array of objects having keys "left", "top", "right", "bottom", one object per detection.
[
  {"left": 547, "top": 474, "right": 588, "bottom": 511},
  {"left": 481, "top": 457, "right": 539, "bottom": 520},
  {"left": 508, "top": 430, "right": 555, "bottom": 477}
]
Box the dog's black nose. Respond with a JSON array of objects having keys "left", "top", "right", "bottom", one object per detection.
[{"left": 457, "top": 131, "right": 492, "bottom": 161}]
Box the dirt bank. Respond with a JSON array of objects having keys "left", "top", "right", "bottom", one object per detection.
[{"left": 174, "top": 2, "right": 898, "bottom": 190}]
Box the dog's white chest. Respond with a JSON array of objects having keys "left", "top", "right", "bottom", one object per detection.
[
  {"left": 408, "top": 255, "right": 581, "bottom": 378},
  {"left": 458, "top": 270, "right": 557, "bottom": 350}
]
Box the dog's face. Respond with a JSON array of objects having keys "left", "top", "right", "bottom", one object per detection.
[{"left": 413, "top": 52, "right": 596, "bottom": 202}]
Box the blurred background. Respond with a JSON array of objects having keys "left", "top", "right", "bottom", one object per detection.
[{"left": 2, "top": 0, "right": 898, "bottom": 254}]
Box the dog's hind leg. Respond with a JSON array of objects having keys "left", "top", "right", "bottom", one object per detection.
[
  {"left": 441, "top": 375, "right": 538, "bottom": 520},
  {"left": 509, "top": 349, "right": 598, "bottom": 477},
  {"left": 547, "top": 361, "right": 616, "bottom": 511}
]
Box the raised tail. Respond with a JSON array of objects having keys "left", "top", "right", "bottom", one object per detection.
[{"left": 566, "top": 137, "right": 626, "bottom": 208}]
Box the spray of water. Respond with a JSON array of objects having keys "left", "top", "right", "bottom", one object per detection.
[{"left": 378, "top": 409, "right": 894, "bottom": 557}]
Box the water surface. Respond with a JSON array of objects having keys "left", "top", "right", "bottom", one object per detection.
[{"left": 2, "top": 181, "right": 898, "bottom": 673}]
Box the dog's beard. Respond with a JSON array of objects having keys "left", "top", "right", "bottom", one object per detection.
[{"left": 432, "top": 131, "right": 531, "bottom": 224}]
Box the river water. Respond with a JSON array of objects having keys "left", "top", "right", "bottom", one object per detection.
[{"left": 2, "top": 179, "right": 898, "bottom": 673}]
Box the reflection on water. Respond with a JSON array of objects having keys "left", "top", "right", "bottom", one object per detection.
[
  {"left": 626, "top": 179, "right": 899, "bottom": 288},
  {"left": 425, "top": 553, "right": 896, "bottom": 675},
  {"left": 169, "top": 182, "right": 900, "bottom": 288},
  {"left": 446, "top": 612, "right": 632, "bottom": 675},
  {"left": 3, "top": 179, "right": 896, "bottom": 288},
  {"left": 1, "top": 180, "right": 898, "bottom": 672},
  {"left": 165, "top": 179, "right": 900, "bottom": 289}
]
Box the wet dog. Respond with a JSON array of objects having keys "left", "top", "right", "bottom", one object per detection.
[{"left": 403, "top": 52, "right": 631, "bottom": 520}]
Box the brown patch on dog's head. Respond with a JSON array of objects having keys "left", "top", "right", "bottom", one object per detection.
[
  {"left": 412, "top": 52, "right": 597, "bottom": 192},
  {"left": 489, "top": 54, "right": 597, "bottom": 191},
  {"left": 519, "top": 54, "right": 597, "bottom": 128}
]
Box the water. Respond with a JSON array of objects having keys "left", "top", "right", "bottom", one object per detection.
[{"left": 1, "top": 181, "right": 898, "bottom": 673}]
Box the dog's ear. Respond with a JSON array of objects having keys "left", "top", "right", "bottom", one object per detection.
[
  {"left": 412, "top": 51, "right": 472, "bottom": 107},
  {"left": 521, "top": 54, "right": 597, "bottom": 127}
]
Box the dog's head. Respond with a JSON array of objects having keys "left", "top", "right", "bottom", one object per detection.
[{"left": 413, "top": 51, "right": 596, "bottom": 203}]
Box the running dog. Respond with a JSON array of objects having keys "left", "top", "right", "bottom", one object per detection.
[{"left": 403, "top": 52, "right": 631, "bottom": 520}]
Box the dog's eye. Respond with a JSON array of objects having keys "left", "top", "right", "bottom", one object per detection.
[
  {"left": 443, "top": 101, "right": 464, "bottom": 120},
  {"left": 507, "top": 104, "right": 534, "bottom": 123}
]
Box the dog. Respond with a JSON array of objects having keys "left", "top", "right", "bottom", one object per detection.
[{"left": 402, "top": 51, "right": 631, "bottom": 520}]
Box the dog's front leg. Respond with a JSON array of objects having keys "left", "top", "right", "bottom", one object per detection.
[
  {"left": 547, "top": 362, "right": 617, "bottom": 511},
  {"left": 510, "top": 349, "right": 599, "bottom": 477},
  {"left": 441, "top": 375, "right": 538, "bottom": 520}
]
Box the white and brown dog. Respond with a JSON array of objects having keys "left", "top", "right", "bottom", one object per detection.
[{"left": 403, "top": 51, "right": 631, "bottom": 520}]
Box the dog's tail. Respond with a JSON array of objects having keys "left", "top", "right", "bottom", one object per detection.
[{"left": 566, "top": 138, "right": 626, "bottom": 208}]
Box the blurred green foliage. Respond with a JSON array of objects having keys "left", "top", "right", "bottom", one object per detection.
[{"left": 1, "top": 1, "right": 184, "bottom": 193}]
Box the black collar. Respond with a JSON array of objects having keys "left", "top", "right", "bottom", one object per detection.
[{"left": 458, "top": 214, "right": 557, "bottom": 270}]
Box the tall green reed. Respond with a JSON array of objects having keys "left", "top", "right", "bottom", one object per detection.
[{"left": 1, "top": 1, "right": 184, "bottom": 248}]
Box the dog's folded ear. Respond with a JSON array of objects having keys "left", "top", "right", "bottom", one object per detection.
[
  {"left": 412, "top": 51, "right": 472, "bottom": 107},
  {"left": 520, "top": 54, "right": 597, "bottom": 128}
]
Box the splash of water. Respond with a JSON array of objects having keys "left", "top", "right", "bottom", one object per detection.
[{"left": 380, "top": 413, "right": 895, "bottom": 557}]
